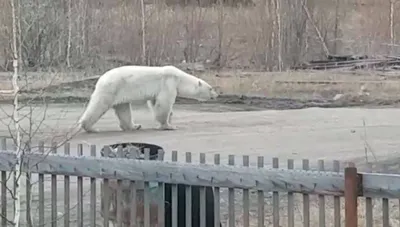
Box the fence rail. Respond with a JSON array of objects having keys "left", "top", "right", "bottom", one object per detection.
[
  {"left": 0, "top": 138, "right": 400, "bottom": 227},
  {"left": 2, "top": 151, "right": 400, "bottom": 199}
]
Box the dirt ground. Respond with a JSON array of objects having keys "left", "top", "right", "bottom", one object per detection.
[{"left": 1, "top": 69, "right": 400, "bottom": 226}]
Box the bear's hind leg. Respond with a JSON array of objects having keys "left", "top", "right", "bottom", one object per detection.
[
  {"left": 78, "top": 95, "right": 111, "bottom": 133},
  {"left": 113, "top": 103, "right": 141, "bottom": 131}
]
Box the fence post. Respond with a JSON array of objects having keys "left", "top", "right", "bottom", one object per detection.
[{"left": 344, "top": 166, "right": 358, "bottom": 227}]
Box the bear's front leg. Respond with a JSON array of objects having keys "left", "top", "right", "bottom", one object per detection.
[
  {"left": 148, "top": 99, "right": 173, "bottom": 125},
  {"left": 153, "top": 95, "right": 177, "bottom": 130},
  {"left": 155, "top": 108, "right": 176, "bottom": 130},
  {"left": 113, "top": 103, "right": 142, "bottom": 131}
]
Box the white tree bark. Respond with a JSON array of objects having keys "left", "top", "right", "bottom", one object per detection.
[
  {"left": 275, "top": 0, "right": 282, "bottom": 71},
  {"left": 67, "top": 0, "right": 72, "bottom": 67},
  {"left": 140, "top": 0, "right": 146, "bottom": 65},
  {"left": 217, "top": 0, "right": 224, "bottom": 67},
  {"left": 10, "top": 0, "right": 22, "bottom": 225},
  {"left": 334, "top": 0, "right": 340, "bottom": 54},
  {"left": 389, "top": 0, "right": 395, "bottom": 51},
  {"left": 302, "top": 1, "right": 330, "bottom": 58}
]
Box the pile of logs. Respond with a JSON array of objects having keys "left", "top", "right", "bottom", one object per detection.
[{"left": 292, "top": 55, "right": 400, "bottom": 71}]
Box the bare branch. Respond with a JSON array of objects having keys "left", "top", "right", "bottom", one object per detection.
[{"left": 301, "top": 0, "right": 330, "bottom": 58}]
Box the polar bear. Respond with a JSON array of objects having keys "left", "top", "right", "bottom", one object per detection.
[{"left": 78, "top": 65, "right": 219, "bottom": 133}]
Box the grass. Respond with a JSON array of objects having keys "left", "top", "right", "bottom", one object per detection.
[{"left": 197, "top": 69, "right": 400, "bottom": 100}]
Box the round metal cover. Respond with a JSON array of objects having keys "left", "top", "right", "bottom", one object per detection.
[{"left": 100, "top": 142, "right": 164, "bottom": 160}]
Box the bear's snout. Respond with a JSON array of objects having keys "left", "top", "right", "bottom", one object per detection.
[{"left": 210, "top": 89, "right": 219, "bottom": 100}]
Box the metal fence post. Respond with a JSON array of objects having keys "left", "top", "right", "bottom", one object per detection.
[{"left": 344, "top": 166, "right": 359, "bottom": 227}]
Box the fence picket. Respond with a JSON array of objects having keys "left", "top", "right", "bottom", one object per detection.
[
  {"left": 1, "top": 138, "right": 7, "bottom": 227},
  {"left": 185, "top": 152, "right": 192, "bottom": 227},
  {"left": 199, "top": 153, "right": 206, "bottom": 227},
  {"left": 382, "top": 164, "right": 389, "bottom": 227},
  {"left": 64, "top": 143, "right": 70, "bottom": 227},
  {"left": 144, "top": 148, "right": 151, "bottom": 227},
  {"left": 102, "top": 146, "right": 111, "bottom": 227},
  {"left": 158, "top": 149, "right": 165, "bottom": 227},
  {"left": 228, "top": 155, "right": 235, "bottom": 227},
  {"left": 129, "top": 180, "right": 137, "bottom": 227},
  {"left": 116, "top": 145, "right": 124, "bottom": 227},
  {"left": 302, "top": 159, "right": 310, "bottom": 227},
  {"left": 214, "top": 154, "right": 221, "bottom": 227},
  {"left": 272, "top": 157, "right": 280, "bottom": 227},
  {"left": 171, "top": 151, "right": 178, "bottom": 227},
  {"left": 257, "top": 156, "right": 264, "bottom": 227},
  {"left": 51, "top": 142, "right": 58, "bottom": 227},
  {"left": 287, "top": 159, "right": 294, "bottom": 227},
  {"left": 318, "top": 160, "right": 326, "bottom": 227},
  {"left": 77, "top": 144, "right": 84, "bottom": 227},
  {"left": 365, "top": 163, "right": 373, "bottom": 227},
  {"left": 333, "top": 160, "right": 341, "bottom": 227},
  {"left": 128, "top": 147, "right": 138, "bottom": 227},
  {"left": 90, "top": 144, "right": 96, "bottom": 227},
  {"left": 25, "top": 142, "right": 32, "bottom": 227},
  {"left": 38, "top": 141, "right": 45, "bottom": 227},
  {"left": 242, "top": 155, "right": 250, "bottom": 227}
]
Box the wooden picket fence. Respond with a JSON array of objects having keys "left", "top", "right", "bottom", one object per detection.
[{"left": 0, "top": 137, "right": 400, "bottom": 227}]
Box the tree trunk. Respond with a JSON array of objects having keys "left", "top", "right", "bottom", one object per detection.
[
  {"left": 66, "top": 0, "right": 72, "bottom": 67},
  {"left": 140, "top": 0, "right": 146, "bottom": 65},
  {"left": 10, "top": 0, "right": 22, "bottom": 224}
]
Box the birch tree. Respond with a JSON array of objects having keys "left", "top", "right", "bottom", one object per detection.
[{"left": 10, "top": 0, "right": 22, "bottom": 225}]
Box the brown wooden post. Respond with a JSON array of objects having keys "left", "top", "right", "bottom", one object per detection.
[{"left": 344, "top": 166, "right": 359, "bottom": 227}]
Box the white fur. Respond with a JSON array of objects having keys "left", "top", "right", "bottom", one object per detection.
[{"left": 78, "top": 65, "right": 219, "bottom": 133}]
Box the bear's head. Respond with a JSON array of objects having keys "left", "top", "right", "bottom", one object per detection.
[{"left": 194, "top": 80, "right": 219, "bottom": 102}]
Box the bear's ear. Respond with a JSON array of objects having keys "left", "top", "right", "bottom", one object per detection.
[{"left": 198, "top": 80, "right": 202, "bottom": 86}]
